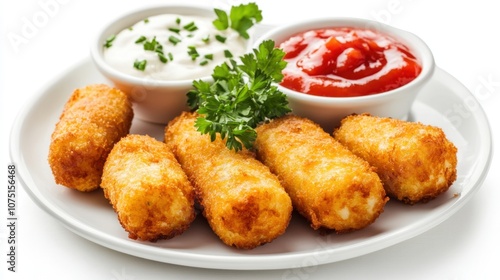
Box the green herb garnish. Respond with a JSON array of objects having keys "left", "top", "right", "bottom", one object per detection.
[
  {"left": 168, "top": 27, "right": 181, "bottom": 34},
  {"left": 215, "top": 34, "right": 226, "bottom": 43},
  {"left": 187, "top": 40, "right": 290, "bottom": 151},
  {"left": 133, "top": 59, "right": 147, "bottom": 71},
  {"left": 187, "top": 46, "right": 199, "bottom": 61},
  {"left": 143, "top": 36, "right": 160, "bottom": 51},
  {"left": 212, "top": 2, "right": 262, "bottom": 39},
  {"left": 133, "top": 36, "right": 168, "bottom": 67},
  {"left": 168, "top": 35, "right": 181, "bottom": 45},
  {"left": 103, "top": 34, "right": 116, "bottom": 48},
  {"left": 135, "top": 36, "right": 147, "bottom": 44},
  {"left": 183, "top": 21, "right": 198, "bottom": 32},
  {"left": 224, "top": 50, "right": 233, "bottom": 58},
  {"left": 158, "top": 53, "right": 168, "bottom": 63}
]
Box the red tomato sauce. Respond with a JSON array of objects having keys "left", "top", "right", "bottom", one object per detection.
[{"left": 278, "top": 27, "right": 422, "bottom": 97}]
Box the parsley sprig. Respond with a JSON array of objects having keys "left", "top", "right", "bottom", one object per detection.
[
  {"left": 187, "top": 40, "right": 290, "bottom": 151},
  {"left": 213, "top": 2, "right": 262, "bottom": 39}
]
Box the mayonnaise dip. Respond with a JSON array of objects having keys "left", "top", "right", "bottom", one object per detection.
[{"left": 103, "top": 14, "right": 249, "bottom": 81}]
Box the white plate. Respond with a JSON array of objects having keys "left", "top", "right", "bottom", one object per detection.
[{"left": 10, "top": 59, "right": 492, "bottom": 270}]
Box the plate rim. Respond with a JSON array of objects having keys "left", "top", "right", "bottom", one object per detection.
[{"left": 9, "top": 58, "right": 493, "bottom": 270}]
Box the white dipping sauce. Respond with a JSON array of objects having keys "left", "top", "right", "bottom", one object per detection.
[{"left": 103, "top": 14, "right": 248, "bottom": 81}]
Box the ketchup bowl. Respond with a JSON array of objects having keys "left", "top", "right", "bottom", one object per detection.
[
  {"left": 90, "top": 4, "right": 253, "bottom": 124},
  {"left": 253, "top": 17, "right": 435, "bottom": 132}
]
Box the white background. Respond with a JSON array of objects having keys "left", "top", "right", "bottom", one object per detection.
[{"left": 1, "top": 0, "right": 499, "bottom": 279}]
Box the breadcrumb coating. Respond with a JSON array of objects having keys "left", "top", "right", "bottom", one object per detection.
[
  {"left": 255, "top": 115, "right": 388, "bottom": 232},
  {"left": 48, "top": 84, "right": 133, "bottom": 191},
  {"left": 164, "top": 112, "right": 292, "bottom": 249},
  {"left": 101, "top": 134, "right": 196, "bottom": 241},
  {"left": 333, "top": 114, "right": 458, "bottom": 204}
]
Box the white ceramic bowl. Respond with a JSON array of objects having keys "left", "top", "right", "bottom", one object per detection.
[
  {"left": 254, "top": 17, "right": 435, "bottom": 132},
  {"left": 90, "top": 5, "right": 250, "bottom": 124}
]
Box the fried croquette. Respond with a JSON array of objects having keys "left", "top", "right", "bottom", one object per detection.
[
  {"left": 101, "top": 134, "right": 196, "bottom": 241},
  {"left": 333, "top": 114, "right": 458, "bottom": 204},
  {"left": 254, "top": 115, "right": 388, "bottom": 233},
  {"left": 164, "top": 112, "right": 292, "bottom": 249},
  {"left": 48, "top": 84, "right": 133, "bottom": 192}
]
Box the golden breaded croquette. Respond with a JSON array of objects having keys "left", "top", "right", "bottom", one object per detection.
[
  {"left": 333, "top": 114, "right": 458, "bottom": 204},
  {"left": 255, "top": 115, "right": 388, "bottom": 233},
  {"left": 164, "top": 112, "right": 292, "bottom": 249},
  {"left": 48, "top": 84, "right": 133, "bottom": 192},
  {"left": 101, "top": 134, "right": 196, "bottom": 241}
]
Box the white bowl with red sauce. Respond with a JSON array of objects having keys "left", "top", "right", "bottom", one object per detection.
[{"left": 254, "top": 17, "right": 435, "bottom": 132}]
